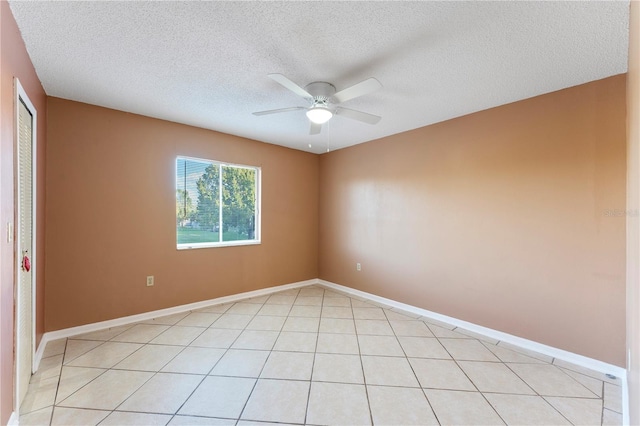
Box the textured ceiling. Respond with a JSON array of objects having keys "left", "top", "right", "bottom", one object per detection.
[{"left": 9, "top": 1, "right": 630, "bottom": 154}]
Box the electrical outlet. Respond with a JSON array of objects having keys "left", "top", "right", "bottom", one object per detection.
[
  {"left": 356, "top": 263, "right": 361, "bottom": 271},
  {"left": 146, "top": 276, "right": 154, "bottom": 287}
]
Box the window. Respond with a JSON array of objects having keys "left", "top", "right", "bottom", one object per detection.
[{"left": 176, "top": 156, "right": 260, "bottom": 249}]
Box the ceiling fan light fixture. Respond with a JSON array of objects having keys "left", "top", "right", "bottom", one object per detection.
[{"left": 306, "top": 106, "right": 333, "bottom": 124}]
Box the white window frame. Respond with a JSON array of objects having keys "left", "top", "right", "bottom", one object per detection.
[{"left": 176, "top": 156, "right": 261, "bottom": 250}]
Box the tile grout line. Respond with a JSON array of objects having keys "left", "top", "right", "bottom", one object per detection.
[
  {"left": 45, "top": 338, "right": 69, "bottom": 425},
  {"left": 500, "top": 358, "right": 578, "bottom": 424},
  {"left": 62, "top": 318, "right": 196, "bottom": 423},
  {"left": 109, "top": 328, "right": 204, "bottom": 418},
  {"left": 138, "top": 303, "right": 235, "bottom": 424},
  {"left": 475, "top": 338, "right": 610, "bottom": 417},
  {"left": 166, "top": 302, "right": 239, "bottom": 423},
  {"left": 93, "top": 321, "right": 193, "bottom": 416},
  {"left": 552, "top": 357, "right": 607, "bottom": 399},
  {"left": 478, "top": 339, "right": 604, "bottom": 424},
  {"left": 425, "top": 321, "right": 509, "bottom": 425},
  {"left": 601, "top": 380, "right": 606, "bottom": 425},
  {"left": 352, "top": 295, "right": 375, "bottom": 426},
  {"left": 47, "top": 347, "right": 117, "bottom": 419},
  {"left": 303, "top": 286, "right": 325, "bottom": 426},
  {"left": 382, "top": 308, "right": 443, "bottom": 425},
  {"left": 236, "top": 289, "right": 297, "bottom": 424},
  {"left": 178, "top": 300, "right": 263, "bottom": 423}
]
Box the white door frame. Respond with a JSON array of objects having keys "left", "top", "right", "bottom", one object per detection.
[{"left": 14, "top": 77, "right": 37, "bottom": 412}]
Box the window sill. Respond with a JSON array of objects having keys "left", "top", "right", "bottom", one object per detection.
[{"left": 177, "top": 240, "right": 261, "bottom": 250}]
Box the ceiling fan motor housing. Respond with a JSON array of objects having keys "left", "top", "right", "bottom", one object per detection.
[{"left": 304, "top": 82, "right": 336, "bottom": 107}]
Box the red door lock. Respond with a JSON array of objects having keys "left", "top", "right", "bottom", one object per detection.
[{"left": 22, "top": 250, "right": 30, "bottom": 272}]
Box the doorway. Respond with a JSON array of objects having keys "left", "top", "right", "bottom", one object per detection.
[{"left": 14, "top": 78, "right": 37, "bottom": 411}]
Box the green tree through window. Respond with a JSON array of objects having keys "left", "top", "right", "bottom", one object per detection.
[
  {"left": 176, "top": 157, "right": 259, "bottom": 247},
  {"left": 223, "top": 166, "right": 256, "bottom": 240},
  {"left": 176, "top": 189, "right": 195, "bottom": 227},
  {"left": 195, "top": 164, "right": 220, "bottom": 233}
]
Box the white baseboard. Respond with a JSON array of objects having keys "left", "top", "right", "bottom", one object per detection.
[
  {"left": 318, "top": 279, "right": 627, "bottom": 378},
  {"left": 34, "top": 277, "right": 629, "bottom": 425},
  {"left": 34, "top": 279, "right": 316, "bottom": 371},
  {"left": 7, "top": 411, "right": 18, "bottom": 425},
  {"left": 320, "top": 279, "right": 630, "bottom": 425}
]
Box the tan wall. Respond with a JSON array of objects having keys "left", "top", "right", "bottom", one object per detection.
[
  {"left": 627, "top": 1, "right": 639, "bottom": 423},
  {"left": 319, "top": 75, "right": 627, "bottom": 366},
  {"left": 0, "top": 1, "right": 47, "bottom": 422},
  {"left": 45, "top": 98, "right": 318, "bottom": 331}
]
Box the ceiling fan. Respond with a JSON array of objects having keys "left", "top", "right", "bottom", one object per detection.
[{"left": 253, "top": 73, "right": 382, "bottom": 135}]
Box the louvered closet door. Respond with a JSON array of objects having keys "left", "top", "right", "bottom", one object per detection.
[{"left": 17, "top": 98, "right": 33, "bottom": 406}]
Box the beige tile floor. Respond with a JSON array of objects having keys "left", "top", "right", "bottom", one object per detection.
[{"left": 19, "top": 285, "right": 623, "bottom": 425}]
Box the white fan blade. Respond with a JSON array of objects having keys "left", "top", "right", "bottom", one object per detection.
[
  {"left": 268, "top": 74, "right": 313, "bottom": 100},
  {"left": 332, "top": 77, "right": 382, "bottom": 103},
  {"left": 335, "top": 107, "right": 381, "bottom": 125},
  {"left": 253, "top": 106, "right": 305, "bottom": 116},
  {"left": 310, "top": 122, "right": 322, "bottom": 135}
]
